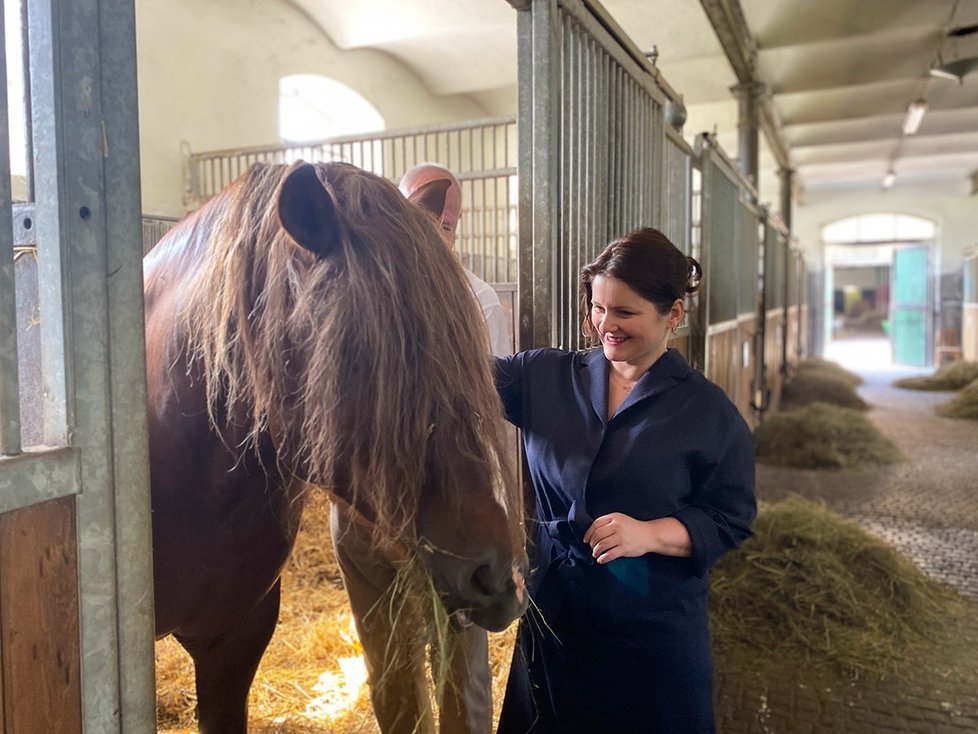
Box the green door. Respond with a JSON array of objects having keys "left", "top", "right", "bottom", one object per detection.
[{"left": 891, "top": 245, "right": 930, "bottom": 367}]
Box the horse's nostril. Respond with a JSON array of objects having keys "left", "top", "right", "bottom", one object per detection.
[{"left": 471, "top": 563, "right": 502, "bottom": 599}]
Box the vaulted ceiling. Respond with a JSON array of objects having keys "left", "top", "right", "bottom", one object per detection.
[{"left": 290, "top": 0, "right": 978, "bottom": 200}]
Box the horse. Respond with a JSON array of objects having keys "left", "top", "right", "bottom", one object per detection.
[{"left": 143, "top": 160, "right": 529, "bottom": 733}]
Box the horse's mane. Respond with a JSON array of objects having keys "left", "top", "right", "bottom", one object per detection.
[{"left": 177, "top": 161, "right": 519, "bottom": 548}]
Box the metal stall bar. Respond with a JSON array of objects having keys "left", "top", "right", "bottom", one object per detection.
[
  {"left": 693, "top": 134, "right": 759, "bottom": 416},
  {"left": 516, "top": 0, "right": 677, "bottom": 351},
  {"left": 10, "top": 0, "right": 155, "bottom": 729},
  {"left": 0, "top": 2, "right": 21, "bottom": 457},
  {"left": 763, "top": 209, "right": 789, "bottom": 382}
]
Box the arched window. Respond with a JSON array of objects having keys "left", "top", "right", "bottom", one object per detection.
[
  {"left": 278, "top": 74, "right": 384, "bottom": 143},
  {"left": 822, "top": 214, "right": 935, "bottom": 244}
]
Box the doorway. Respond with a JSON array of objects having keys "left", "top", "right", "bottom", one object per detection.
[{"left": 822, "top": 215, "right": 937, "bottom": 370}]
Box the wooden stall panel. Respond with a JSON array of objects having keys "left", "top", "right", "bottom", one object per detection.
[
  {"left": 765, "top": 310, "right": 786, "bottom": 410},
  {"left": 706, "top": 324, "right": 740, "bottom": 414},
  {"left": 0, "top": 497, "right": 81, "bottom": 733}
]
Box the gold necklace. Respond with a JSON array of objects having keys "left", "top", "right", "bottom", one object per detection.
[{"left": 611, "top": 372, "right": 638, "bottom": 392}]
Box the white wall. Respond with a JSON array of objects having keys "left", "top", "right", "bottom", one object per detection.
[
  {"left": 794, "top": 181, "right": 978, "bottom": 275},
  {"left": 136, "top": 0, "right": 487, "bottom": 216}
]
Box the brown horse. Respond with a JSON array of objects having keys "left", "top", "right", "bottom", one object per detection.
[{"left": 143, "top": 161, "right": 528, "bottom": 733}]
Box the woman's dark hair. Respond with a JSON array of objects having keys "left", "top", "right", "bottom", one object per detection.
[{"left": 580, "top": 227, "right": 702, "bottom": 342}]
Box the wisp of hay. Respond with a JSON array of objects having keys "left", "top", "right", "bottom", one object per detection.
[
  {"left": 795, "top": 357, "right": 863, "bottom": 387},
  {"left": 935, "top": 377, "right": 978, "bottom": 420},
  {"left": 894, "top": 360, "right": 978, "bottom": 391},
  {"left": 780, "top": 371, "right": 869, "bottom": 412},
  {"left": 754, "top": 402, "right": 902, "bottom": 469},
  {"left": 710, "top": 497, "right": 966, "bottom": 680}
]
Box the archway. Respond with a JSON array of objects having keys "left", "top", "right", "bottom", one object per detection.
[{"left": 822, "top": 214, "right": 937, "bottom": 369}]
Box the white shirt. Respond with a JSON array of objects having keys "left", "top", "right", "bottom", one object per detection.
[{"left": 464, "top": 268, "right": 512, "bottom": 357}]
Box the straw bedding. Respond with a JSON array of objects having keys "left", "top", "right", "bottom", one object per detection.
[
  {"left": 780, "top": 371, "right": 869, "bottom": 412},
  {"left": 754, "top": 402, "right": 902, "bottom": 469},
  {"left": 794, "top": 357, "right": 863, "bottom": 387},
  {"left": 894, "top": 360, "right": 978, "bottom": 391},
  {"left": 710, "top": 497, "right": 966, "bottom": 679},
  {"left": 935, "top": 377, "right": 978, "bottom": 420}
]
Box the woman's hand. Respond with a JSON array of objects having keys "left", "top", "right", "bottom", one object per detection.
[{"left": 584, "top": 514, "right": 692, "bottom": 563}]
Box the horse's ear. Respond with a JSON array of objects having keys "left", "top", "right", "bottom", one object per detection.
[
  {"left": 407, "top": 178, "right": 452, "bottom": 222},
  {"left": 277, "top": 162, "right": 342, "bottom": 258}
]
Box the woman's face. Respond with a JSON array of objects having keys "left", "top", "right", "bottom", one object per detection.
[{"left": 590, "top": 275, "right": 683, "bottom": 371}]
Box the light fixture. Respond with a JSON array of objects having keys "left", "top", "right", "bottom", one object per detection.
[
  {"left": 881, "top": 170, "right": 896, "bottom": 190},
  {"left": 902, "top": 99, "right": 927, "bottom": 135}
]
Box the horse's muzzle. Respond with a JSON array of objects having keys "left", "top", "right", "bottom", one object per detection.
[{"left": 424, "top": 546, "right": 530, "bottom": 632}]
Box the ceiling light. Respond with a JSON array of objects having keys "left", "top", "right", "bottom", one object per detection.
[
  {"left": 882, "top": 170, "right": 896, "bottom": 190},
  {"left": 902, "top": 99, "right": 927, "bottom": 135}
]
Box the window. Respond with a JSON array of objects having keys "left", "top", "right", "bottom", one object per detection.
[
  {"left": 822, "top": 214, "right": 935, "bottom": 244},
  {"left": 278, "top": 75, "right": 384, "bottom": 143}
]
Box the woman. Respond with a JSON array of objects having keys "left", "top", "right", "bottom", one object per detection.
[{"left": 495, "top": 228, "right": 756, "bottom": 732}]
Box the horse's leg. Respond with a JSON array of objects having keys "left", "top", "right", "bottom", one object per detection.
[
  {"left": 432, "top": 624, "right": 492, "bottom": 734},
  {"left": 174, "top": 579, "right": 282, "bottom": 734},
  {"left": 331, "top": 502, "right": 435, "bottom": 734}
]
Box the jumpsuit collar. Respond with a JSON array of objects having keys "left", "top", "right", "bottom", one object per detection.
[{"left": 580, "top": 347, "right": 692, "bottom": 423}]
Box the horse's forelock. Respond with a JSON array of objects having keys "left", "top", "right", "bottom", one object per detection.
[{"left": 181, "top": 162, "right": 521, "bottom": 549}]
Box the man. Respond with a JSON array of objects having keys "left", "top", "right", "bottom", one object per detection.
[
  {"left": 399, "top": 163, "right": 510, "bottom": 357},
  {"left": 329, "top": 163, "right": 509, "bottom": 733}
]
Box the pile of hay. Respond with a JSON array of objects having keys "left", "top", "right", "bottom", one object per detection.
[
  {"left": 780, "top": 371, "right": 869, "bottom": 412},
  {"left": 155, "top": 491, "right": 517, "bottom": 733},
  {"left": 710, "top": 497, "right": 965, "bottom": 679},
  {"left": 754, "top": 402, "right": 902, "bottom": 469},
  {"left": 894, "top": 360, "right": 978, "bottom": 391},
  {"left": 795, "top": 358, "right": 863, "bottom": 387},
  {"left": 935, "top": 378, "right": 978, "bottom": 420}
]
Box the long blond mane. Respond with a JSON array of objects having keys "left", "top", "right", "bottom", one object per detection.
[{"left": 178, "top": 161, "right": 519, "bottom": 548}]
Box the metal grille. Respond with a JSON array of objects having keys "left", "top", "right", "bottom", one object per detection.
[
  {"left": 184, "top": 117, "right": 518, "bottom": 284},
  {"left": 661, "top": 129, "right": 693, "bottom": 254},
  {"left": 517, "top": 0, "right": 681, "bottom": 350}
]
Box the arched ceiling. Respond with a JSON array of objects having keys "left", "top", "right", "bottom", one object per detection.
[{"left": 289, "top": 0, "right": 978, "bottom": 198}]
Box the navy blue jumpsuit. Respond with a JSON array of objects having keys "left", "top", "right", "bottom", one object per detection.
[{"left": 495, "top": 348, "right": 756, "bottom": 733}]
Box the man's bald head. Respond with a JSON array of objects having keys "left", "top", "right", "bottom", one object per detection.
[{"left": 399, "top": 163, "right": 462, "bottom": 247}]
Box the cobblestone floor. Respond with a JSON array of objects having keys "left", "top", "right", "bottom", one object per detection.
[{"left": 715, "top": 341, "right": 978, "bottom": 733}]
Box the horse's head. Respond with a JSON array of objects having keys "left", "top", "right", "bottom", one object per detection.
[{"left": 184, "top": 161, "right": 527, "bottom": 631}]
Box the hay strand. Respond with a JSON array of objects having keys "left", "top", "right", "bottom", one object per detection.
[
  {"left": 710, "top": 497, "right": 965, "bottom": 680},
  {"left": 935, "top": 377, "right": 978, "bottom": 420},
  {"left": 894, "top": 361, "right": 978, "bottom": 391},
  {"left": 754, "top": 402, "right": 902, "bottom": 469}
]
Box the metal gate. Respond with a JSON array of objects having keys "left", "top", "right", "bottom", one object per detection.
[
  {"left": 513, "top": 0, "right": 690, "bottom": 351},
  {"left": 694, "top": 134, "right": 761, "bottom": 420},
  {"left": 0, "top": 0, "right": 154, "bottom": 730},
  {"left": 183, "top": 116, "right": 519, "bottom": 285}
]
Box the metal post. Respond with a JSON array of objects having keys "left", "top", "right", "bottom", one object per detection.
[
  {"left": 731, "top": 80, "right": 764, "bottom": 196},
  {"left": 28, "top": 0, "right": 155, "bottom": 728},
  {"left": 0, "top": 2, "right": 21, "bottom": 456}
]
